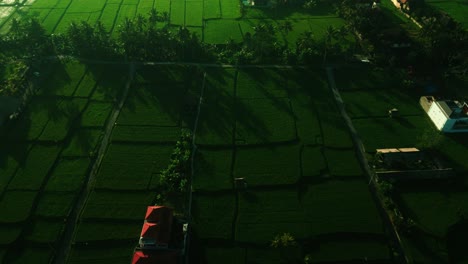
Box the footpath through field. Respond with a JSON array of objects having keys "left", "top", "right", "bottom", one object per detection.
[
  {"left": 326, "top": 66, "right": 409, "bottom": 264},
  {"left": 54, "top": 63, "right": 136, "bottom": 264}
]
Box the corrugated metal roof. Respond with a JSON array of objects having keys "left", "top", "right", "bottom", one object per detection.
[{"left": 436, "top": 101, "right": 453, "bottom": 118}]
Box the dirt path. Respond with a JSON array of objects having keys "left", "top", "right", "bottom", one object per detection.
[
  {"left": 326, "top": 66, "right": 409, "bottom": 264},
  {"left": 53, "top": 63, "right": 135, "bottom": 264}
]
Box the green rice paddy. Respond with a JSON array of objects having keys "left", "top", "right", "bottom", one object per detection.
[{"left": 0, "top": 0, "right": 348, "bottom": 44}]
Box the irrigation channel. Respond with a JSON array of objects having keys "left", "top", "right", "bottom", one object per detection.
[{"left": 326, "top": 66, "right": 409, "bottom": 264}]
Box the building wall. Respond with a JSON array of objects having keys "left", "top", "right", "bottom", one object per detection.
[{"left": 427, "top": 103, "right": 448, "bottom": 131}]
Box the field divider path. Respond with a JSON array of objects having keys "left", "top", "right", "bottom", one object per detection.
[
  {"left": 185, "top": 70, "right": 207, "bottom": 264},
  {"left": 326, "top": 66, "right": 409, "bottom": 264},
  {"left": 54, "top": 62, "right": 135, "bottom": 264}
]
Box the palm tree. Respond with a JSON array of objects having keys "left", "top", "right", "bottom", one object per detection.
[{"left": 322, "top": 25, "right": 338, "bottom": 64}]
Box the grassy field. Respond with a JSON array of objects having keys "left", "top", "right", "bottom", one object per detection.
[
  {"left": 426, "top": 0, "right": 468, "bottom": 28},
  {"left": 0, "top": 0, "right": 349, "bottom": 45}
]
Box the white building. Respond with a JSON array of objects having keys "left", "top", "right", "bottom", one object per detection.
[{"left": 423, "top": 97, "right": 468, "bottom": 133}]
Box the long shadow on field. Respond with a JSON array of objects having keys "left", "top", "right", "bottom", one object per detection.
[{"left": 122, "top": 65, "right": 201, "bottom": 128}]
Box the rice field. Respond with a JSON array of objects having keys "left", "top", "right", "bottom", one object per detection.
[
  {"left": 0, "top": 60, "right": 121, "bottom": 263},
  {"left": 0, "top": 0, "right": 349, "bottom": 44},
  {"left": 337, "top": 66, "right": 468, "bottom": 263}
]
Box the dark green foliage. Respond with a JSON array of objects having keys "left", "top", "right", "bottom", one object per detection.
[
  {"left": 159, "top": 129, "right": 192, "bottom": 193},
  {"left": 0, "top": 191, "right": 36, "bottom": 223}
]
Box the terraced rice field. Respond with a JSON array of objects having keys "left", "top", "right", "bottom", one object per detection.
[{"left": 0, "top": 0, "right": 347, "bottom": 44}]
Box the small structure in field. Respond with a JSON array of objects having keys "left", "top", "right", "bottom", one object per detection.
[
  {"left": 234, "top": 177, "right": 247, "bottom": 190},
  {"left": 420, "top": 96, "right": 468, "bottom": 133},
  {"left": 374, "top": 148, "right": 454, "bottom": 180},
  {"left": 388, "top": 108, "right": 399, "bottom": 118},
  {"left": 0, "top": 96, "right": 20, "bottom": 126}
]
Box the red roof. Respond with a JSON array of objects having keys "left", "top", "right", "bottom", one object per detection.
[
  {"left": 140, "top": 206, "right": 174, "bottom": 244},
  {"left": 132, "top": 251, "right": 178, "bottom": 264},
  {"left": 140, "top": 222, "right": 160, "bottom": 238},
  {"left": 145, "top": 206, "right": 173, "bottom": 222}
]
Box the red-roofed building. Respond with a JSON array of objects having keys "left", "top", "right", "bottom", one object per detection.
[
  {"left": 145, "top": 206, "right": 173, "bottom": 222},
  {"left": 132, "top": 250, "right": 178, "bottom": 264},
  {"left": 139, "top": 206, "right": 174, "bottom": 249}
]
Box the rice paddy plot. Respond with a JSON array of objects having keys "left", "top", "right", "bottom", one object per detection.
[
  {"left": 114, "top": 4, "right": 137, "bottom": 27},
  {"left": 301, "top": 146, "right": 326, "bottom": 177},
  {"left": 136, "top": 0, "right": 155, "bottom": 16},
  {"left": 99, "top": 3, "right": 120, "bottom": 31},
  {"left": 7, "top": 246, "right": 54, "bottom": 264},
  {"left": 204, "top": 19, "right": 243, "bottom": 43},
  {"left": 123, "top": 0, "right": 141, "bottom": 4},
  {"left": 91, "top": 65, "right": 128, "bottom": 101},
  {"left": 44, "top": 158, "right": 90, "bottom": 192},
  {"left": 0, "top": 225, "right": 22, "bottom": 245},
  {"left": 203, "top": 247, "right": 246, "bottom": 264},
  {"left": 117, "top": 86, "right": 183, "bottom": 127},
  {"left": 353, "top": 116, "right": 432, "bottom": 151},
  {"left": 235, "top": 98, "right": 297, "bottom": 145},
  {"left": 80, "top": 191, "right": 154, "bottom": 220},
  {"left": 80, "top": 102, "right": 113, "bottom": 127},
  {"left": 193, "top": 148, "right": 233, "bottom": 191},
  {"left": 307, "top": 240, "right": 391, "bottom": 262},
  {"left": 54, "top": 12, "right": 93, "bottom": 33},
  {"left": 8, "top": 145, "right": 60, "bottom": 191},
  {"left": 302, "top": 180, "right": 383, "bottom": 235},
  {"left": 220, "top": 0, "right": 241, "bottom": 18},
  {"left": 39, "top": 61, "right": 87, "bottom": 97},
  {"left": 341, "top": 89, "right": 423, "bottom": 118},
  {"left": 25, "top": 219, "right": 64, "bottom": 243},
  {"left": 0, "top": 156, "right": 21, "bottom": 194},
  {"left": 324, "top": 149, "right": 363, "bottom": 177},
  {"left": 192, "top": 194, "right": 235, "bottom": 239},
  {"left": 170, "top": 0, "right": 184, "bottom": 25},
  {"left": 319, "top": 113, "right": 353, "bottom": 148},
  {"left": 236, "top": 189, "right": 312, "bottom": 243},
  {"left": 112, "top": 125, "right": 180, "bottom": 143},
  {"left": 196, "top": 97, "right": 234, "bottom": 146},
  {"left": 29, "top": 0, "right": 60, "bottom": 9},
  {"left": 399, "top": 191, "right": 468, "bottom": 237},
  {"left": 94, "top": 144, "right": 173, "bottom": 190},
  {"left": 290, "top": 96, "right": 321, "bottom": 145},
  {"left": 35, "top": 192, "right": 76, "bottom": 218},
  {"left": 67, "top": 0, "right": 105, "bottom": 13},
  {"left": 62, "top": 128, "right": 103, "bottom": 157},
  {"left": 26, "top": 8, "right": 52, "bottom": 22},
  {"left": 154, "top": 0, "right": 171, "bottom": 14},
  {"left": 246, "top": 248, "right": 298, "bottom": 264},
  {"left": 68, "top": 242, "right": 136, "bottom": 264},
  {"left": 204, "top": 0, "right": 221, "bottom": 19},
  {"left": 0, "top": 190, "right": 36, "bottom": 223},
  {"left": 185, "top": 1, "right": 203, "bottom": 26},
  {"left": 38, "top": 98, "right": 88, "bottom": 141},
  {"left": 333, "top": 67, "right": 404, "bottom": 91},
  {"left": 41, "top": 8, "right": 65, "bottom": 32},
  {"left": 236, "top": 69, "right": 288, "bottom": 99},
  {"left": 73, "top": 70, "right": 101, "bottom": 98},
  {"left": 234, "top": 145, "right": 300, "bottom": 186},
  {"left": 74, "top": 221, "right": 142, "bottom": 242},
  {"left": 7, "top": 100, "right": 51, "bottom": 141},
  {"left": 426, "top": 0, "right": 468, "bottom": 28}
]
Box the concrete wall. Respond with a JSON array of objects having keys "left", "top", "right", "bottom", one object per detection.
[{"left": 427, "top": 102, "right": 447, "bottom": 131}]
